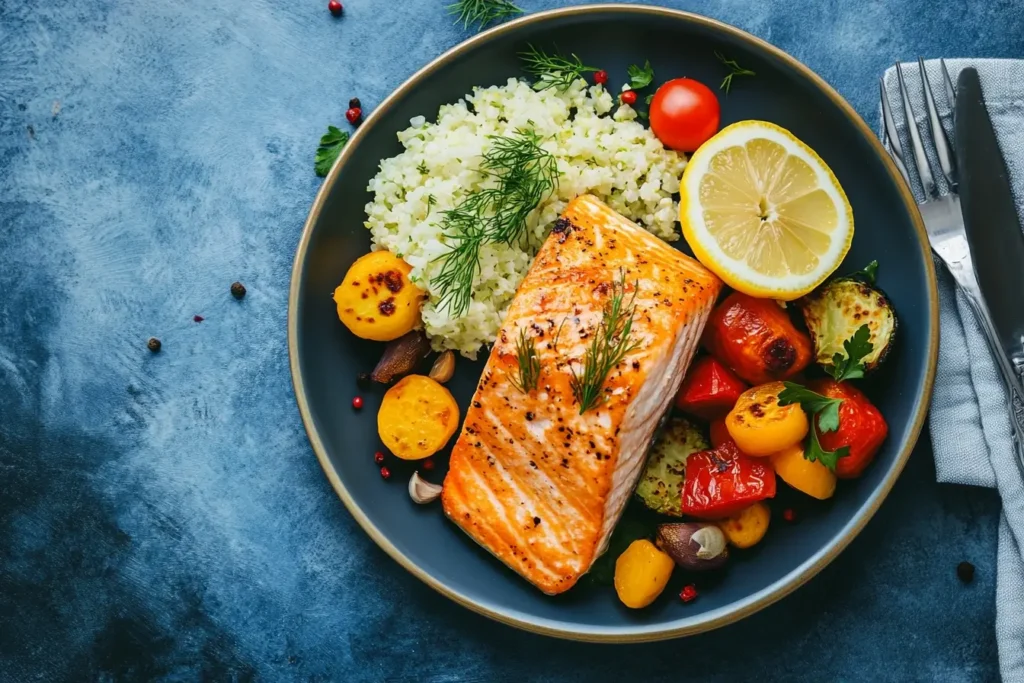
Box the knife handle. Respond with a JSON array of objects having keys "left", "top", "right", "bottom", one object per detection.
[{"left": 954, "top": 265, "right": 1024, "bottom": 479}]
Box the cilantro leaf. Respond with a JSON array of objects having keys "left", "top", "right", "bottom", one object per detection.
[
  {"left": 846, "top": 259, "right": 879, "bottom": 285},
  {"left": 627, "top": 60, "right": 655, "bottom": 90},
  {"left": 805, "top": 420, "right": 850, "bottom": 471},
  {"left": 827, "top": 324, "right": 874, "bottom": 382},
  {"left": 314, "top": 125, "right": 349, "bottom": 177}
]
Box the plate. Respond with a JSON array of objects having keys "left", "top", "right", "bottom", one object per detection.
[{"left": 288, "top": 4, "right": 938, "bottom": 641}]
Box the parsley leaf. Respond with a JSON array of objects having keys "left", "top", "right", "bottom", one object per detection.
[
  {"left": 845, "top": 259, "right": 879, "bottom": 284},
  {"left": 314, "top": 125, "right": 349, "bottom": 177},
  {"left": 777, "top": 382, "right": 849, "bottom": 471},
  {"left": 805, "top": 421, "right": 850, "bottom": 471},
  {"left": 645, "top": 93, "right": 654, "bottom": 106},
  {"left": 827, "top": 324, "right": 874, "bottom": 383},
  {"left": 627, "top": 60, "right": 655, "bottom": 90}
]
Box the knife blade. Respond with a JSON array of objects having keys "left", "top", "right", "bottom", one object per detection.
[{"left": 955, "top": 67, "right": 1024, "bottom": 368}]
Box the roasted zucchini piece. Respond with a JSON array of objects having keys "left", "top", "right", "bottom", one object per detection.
[
  {"left": 636, "top": 417, "right": 709, "bottom": 517},
  {"left": 798, "top": 277, "right": 897, "bottom": 372}
]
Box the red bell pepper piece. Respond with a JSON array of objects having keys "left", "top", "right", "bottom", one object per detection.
[
  {"left": 709, "top": 418, "right": 732, "bottom": 449},
  {"left": 674, "top": 356, "right": 749, "bottom": 420},
  {"left": 808, "top": 379, "right": 888, "bottom": 479},
  {"left": 680, "top": 441, "right": 776, "bottom": 519}
]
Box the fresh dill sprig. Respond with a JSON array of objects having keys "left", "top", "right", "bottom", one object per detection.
[
  {"left": 715, "top": 51, "right": 756, "bottom": 94},
  {"left": 519, "top": 44, "right": 599, "bottom": 91},
  {"left": 568, "top": 270, "right": 642, "bottom": 414},
  {"left": 507, "top": 326, "right": 541, "bottom": 394},
  {"left": 447, "top": 0, "right": 523, "bottom": 31},
  {"left": 432, "top": 130, "right": 559, "bottom": 316}
]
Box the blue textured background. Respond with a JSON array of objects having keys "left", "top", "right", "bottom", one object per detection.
[{"left": 1, "top": 1, "right": 1020, "bottom": 680}]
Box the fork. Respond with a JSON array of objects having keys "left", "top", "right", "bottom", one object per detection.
[{"left": 880, "top": 58, "right": 1024, "bottom": 473}]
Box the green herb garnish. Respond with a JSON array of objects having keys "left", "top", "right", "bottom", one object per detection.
[
  {"left": 778, "top": 382, "right": 849, "bottom": 471},
  {"left": 426, "top": 194, "right": 437, "bottom": 216},
  {"left": 507, "top": 326, "right": 541, "bottom": 394},
  {"left": 417, "top": 161, "right": 429, "bottom": 174},
  {"left": 519, "top": 45, "right": 599, "bottom": 91},
  {"left": 314, "top": 126, "right": 349, "bottom": 177},
  {"left": 432, "top": 130, "right": 559, "bottom": 316},
  {"left": 645, "top": 93, "right": 655, "bottom": 105},
  {"left": 828, "top": 324, "right": 874, "bottom": 382},
  {"left": 627, "top": 60, "right": 655, "bottom": 90},
  {"left": 447, "top": 0, "right": 522, "bottom": 30},
  {"left": 847, "top": 259, "right": 879, "bottom": 285},
  {"left": 715, "top": 51, "right": 756, "bottom": 94},
  {"left": 568, "top": 270, "right": 641, "bottom": 414}
]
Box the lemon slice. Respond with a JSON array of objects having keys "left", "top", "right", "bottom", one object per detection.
[{"left": 680, "top": 121, "right": 853, "bottom": 300}]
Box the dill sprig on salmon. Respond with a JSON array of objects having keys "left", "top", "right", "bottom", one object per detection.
[{"left": 568, "top": 270, "right": 641, "bottom": 414}]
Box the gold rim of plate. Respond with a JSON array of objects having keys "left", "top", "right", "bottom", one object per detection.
[{"left": 287, "top": 3, "right": 939, "bottom": 643}]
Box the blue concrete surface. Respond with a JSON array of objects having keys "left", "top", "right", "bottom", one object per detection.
[{"left": 1, "top": 0, "right": 1020, "bottom": 680}]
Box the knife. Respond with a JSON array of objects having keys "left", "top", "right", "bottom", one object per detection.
[{"left": 954, "top": 67, "right": 1024, "bottom": 372}]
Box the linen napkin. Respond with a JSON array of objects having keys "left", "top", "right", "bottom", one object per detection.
[{"left": 882, "top": 59, "right": 1024, "bottom": 682}]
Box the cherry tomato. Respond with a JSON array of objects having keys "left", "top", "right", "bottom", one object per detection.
[
  {"left": 675, "top": 355, "right": 748, "bottom": 420},
  {"left": 649, "top": 78, "right": 721, "bottom": 152},
  {"left": 807, "top": 379, "right": 888, "bottom": 479},
  {"left": 680, "top": 441, "right": 776, "bottom": 519}
]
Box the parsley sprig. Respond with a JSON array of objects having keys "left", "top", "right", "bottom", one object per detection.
[
  {"left": 777, "top": 324, "right": 874, "bottom": 470},
  {"left": 432, "top": 130, "right": 559, "bottom": 316},
  {"left": 519, "top": 45, "right": 599, "bottom": 91},
  {"left": 778, "top": 383, "right": 849, "bottom": 470},
  {"left": 314, "top": 126, "right": 350, "bottom": 177},
  {"left": 507, "top": 326, "right": 541, "bottom": 394},
  {"left": 827, "top": 324, "right": 873, "bottom": 382},
  {"left": 447, "top": 0, "right": 522, "bottom": 30},
  {"left": 568, "top": 271, "right": 641, "bottom": 414},
  {"left": 715, "top": 51, "right": 756, "bottom": 94},
  {"left": 627, "top": 60, "right": 655, "bottom": 90}
]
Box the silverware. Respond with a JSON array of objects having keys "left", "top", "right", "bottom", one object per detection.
[
  {"left": 954, "top": 68, "right": 1024, "bottom": 373},
  {"left": 880, "top": 58, "right": 1024, "bottom": 474}
]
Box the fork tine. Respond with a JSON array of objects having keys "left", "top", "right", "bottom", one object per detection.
[
  {"left": 941, "top": 58, "right": 956, "bottom": 108},
  {"left": 880, "top": 78, "right": 912, "bottom": 186},
  {"left": 918, "top": 57, "right": 957, "bottom": 189},
  {"left": 896, "top": 61, "right": 938, "bottom": 196}
]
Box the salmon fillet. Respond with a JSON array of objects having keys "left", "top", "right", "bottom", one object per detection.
[{"left": 441, "top": 194, "right": 723, "bottom": 595}]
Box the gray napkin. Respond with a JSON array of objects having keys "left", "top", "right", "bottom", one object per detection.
[{"left": 882, "top": 59, "right": 1024, "bottom": 682}]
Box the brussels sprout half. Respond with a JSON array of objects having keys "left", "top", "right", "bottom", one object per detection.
[
  {"left": 798, "top": 277, "right": 897, "bottom": 373},
  {"left": 636, "top": 417, "right": 709, "bottom": 516}
]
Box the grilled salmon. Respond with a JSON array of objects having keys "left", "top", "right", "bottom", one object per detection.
[{"left": 441, "top": 194, "right": 723, "bottom": 595}]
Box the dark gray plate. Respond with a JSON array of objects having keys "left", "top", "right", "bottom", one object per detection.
[{"left": 288, "top": 5, "right": 938, "bottom": 641}]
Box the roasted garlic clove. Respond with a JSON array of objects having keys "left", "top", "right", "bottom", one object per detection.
[
  {"left": 408, "top": 471, "right": 442, "bottom": 504},
  {"left": 428, "top": 350, "right": 456, "bottom": 384}
]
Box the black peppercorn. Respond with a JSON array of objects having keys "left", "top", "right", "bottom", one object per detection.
[
  {"left": 348, "top": 97, "right": 361, "bottom": 109},
  {"left": 230, "top": 281, "right": 246, "bottom": 299},
  {"left": 356, "top": 372, "right": 372, "bottom": 390},
  {"left": 957, "top": 561, "right": 975, "bottom": 583},
  {"left": 147, "top": 337, "right": 161, "bottom": 353}
]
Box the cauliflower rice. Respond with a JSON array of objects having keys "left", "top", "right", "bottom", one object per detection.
[{"left": 364, "top": 77, "right": 688, "bottom": 357}]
